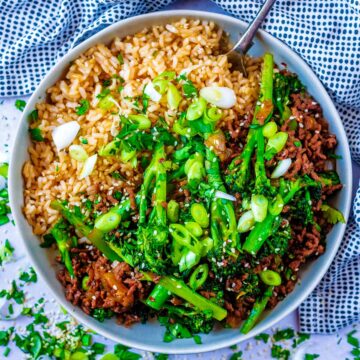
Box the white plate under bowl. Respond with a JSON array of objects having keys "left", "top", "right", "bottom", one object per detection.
[{"left": 9, "top": 10, "right": 353, "bottom": 354}]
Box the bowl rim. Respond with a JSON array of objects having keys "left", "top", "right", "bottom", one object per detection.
[{"left": 9, "top": 9, "right": 353, "bottom": 354}]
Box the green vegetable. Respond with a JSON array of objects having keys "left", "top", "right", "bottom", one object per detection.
[
  {"left": 167, "top": 83, "right": 182, "bottom": 110},
  {"left": 262, "top": 121, "right": 277, "bottom": 138},
  {"left": 82, "top": 276, "right": 89, "bottom": 291},
  {"left": 259, "top": 270, "right": 282, "bottom": 286},
  {"left": 128, "top": 114, "right": 151, "bottom": 130},
  {"left": 29, "top": 128, "right": 44, "bottom": 142},
  {"left": 15, "top": 99, "right": 26, "bottom": 112},
  {"left": 251, "top": 194, "right": 268, "bottom": 222},
  {"left": 50, "top": 219, "right": 75, "bottom": 278},
  {"left": 158, "top": 276, "right": 227, "bottom": 321},
  {"left": 167, "top": 200, "right": 180, "bottom": 223},
  {"left": 320, "top": 204, "right": 345, "bottom": 224},
  {"left": 185, "top": 222, "right": 203, "bottom": 238},
  {"left": 190, "top": 203, "right": 209, "bottom": 228},
  {"left": 240, "top": 286, "right": 273, "bottom": 334},
  {"left": 237, "top": 210, "right": 255, "bottom": 233},
  {"left": 186, "top": 97, "right": 207, "bottom": 121},
  {"left": 145, "top": 284, "right": 171, "bottom": 310},
  {"left": 117, "top": 53, "right": 124, "bottom": 64},
  {"left": 76, "top": 99, "right": 90, "bottom": 115},
  {"left": 0, "top": 163, "right": 8, "bottom": 178},
  {"left": 98, "top": 95, "right": 116, "bottom": 111},
  {"left": 204, "top": 107, "right": 222, "bottom": 123},
  {"left": 189, "top": 264, "right": 209, "bottom": 290},
  {"left": 264, "top": 132, "right": 288, "bottom": 160}
]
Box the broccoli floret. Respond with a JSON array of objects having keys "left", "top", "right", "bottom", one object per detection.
[
  {"left": 92, "top": 308, "right": 114, "bottom": 322},
  {"left": 261, "top": 220, "right": 291, "bottom": 257},
  {"left": 318, "top": 170, "right": 341, "bottom": 186}
]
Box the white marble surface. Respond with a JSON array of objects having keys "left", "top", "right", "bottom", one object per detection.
[{"left": 0, "top": 0, "right": 359, "bottom": 358}]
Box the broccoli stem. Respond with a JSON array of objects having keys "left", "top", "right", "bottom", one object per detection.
[
  {"left": 240, "top": 286, "right": 274, "bottom": 334},
  {"left": 242, "top": 178, "right": 307, "bottom": 255},
  {"left": 144, "top": 284, "right": 171, "bottom": 310},
  {"left": 50, "top": 201, "right": 121, "bottom": 262},
  {"left": 230, "top": 53, "right": 274, "bottom": 191},
  {"left": 50, "top": 219, "right": 75, "bottom": 278},
  {"left": 205, "top": 148, "right": 239, "bottom": 253},
  {"left": 158, "top": 276, "right": 227, "bottom": 321}
]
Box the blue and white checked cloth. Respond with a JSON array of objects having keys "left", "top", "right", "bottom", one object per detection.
[{"left": 0, "top": 0, "right": 360, "bottom": 334}]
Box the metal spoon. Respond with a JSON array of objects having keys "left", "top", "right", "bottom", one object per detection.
[{"left": 225, "top": 0, "right": 276, "bottom": 77}]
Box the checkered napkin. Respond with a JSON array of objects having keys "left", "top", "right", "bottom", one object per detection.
[{"left": 1, "top": 0, "right": 359, "bottom": 333}]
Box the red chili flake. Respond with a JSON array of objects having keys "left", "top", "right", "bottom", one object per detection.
[
  {"left": 149, "top": 296, "right": 155, "bottom": 302},
  {"left": 159, "top": 158, "right": 165, "bottom": 163}
]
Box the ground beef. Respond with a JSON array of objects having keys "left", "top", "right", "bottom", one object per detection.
[{"left": 57, "top": 247, "right": 151, "bottom": 324}]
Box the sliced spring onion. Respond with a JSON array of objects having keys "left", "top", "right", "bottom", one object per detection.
[
  {"left": 271, "top": 158, "right": 292, "bottom": 179},
  {"left": 251, "top": 194, "right": 268, "bottom": 222},
  {"left": 189, "top": 264, "right": 209, "bottom": 290},
  {"left": 214, "top": 190, "right": 236, "bottom": 202},
  {"left": 184, "top": 153, "right": 204, "bottom": 174},
  {"left": 95, "top": 212, "right": 121, "bottom": 232},
  {"left": 237, "top": 210, "right": 255, "bottom": 233},
  {"left": 52, "top": 121, "right": 80, "bottom": 151},
  {"left": 98, "top": 139, "right": 121, "bottom": 157},
  {"left": 152, "top": 78, "right": 169, "bottom": 95},
  {"left": 259, "top": 270, "right": 282, "bottom": 286},
  {"left": 98, "top": 95, "right": 118, "bottom": 111},
  {"left": 79, "top": 154, "right": 97, "bottom": 179},
  {"left": 167, "top": 83, "right": 182, "bottom": 110},
  {"left": 191, "top": 203, "right": 209, "bottom": 228},
  {"left": 199, "top": 86, "right": 236, "bottom": 109},
  {"left": 128, "top": 114, "right": 151, "bottom": 130},
  {"left": 200, "top": 237, "right": 214, "bottom": 257},
  {"left": 69, "top": 145, "right": 88, "bottom": 162},
  {"left": 120, "top": 147, "right": 136, "bottom": 163},
  {"left": 204, "top": 107, "right": 222, "bottom": 123},
  {"left": 186, "top": 97, "right": 207, "bottom": 121},
  {"left": 265, "top": 132, "right": 288, "bottom": 159},
  {"left": 144, "top": 81, "right": 162, "bottom": 102},
  {"left": 268, "top": 194, "right": 285, "bottom": 215},
  {"left": 179, "top": 249, "right": 200, "bottom": 272},
  {"left": 262, "top": 121, "right": 278, "bottom": 138},
  {"left": 167, "top": 200, "right": 180, "bottom": 223},
  {"left": 185, "top": 222, "right": 203, "bottom": 238}
]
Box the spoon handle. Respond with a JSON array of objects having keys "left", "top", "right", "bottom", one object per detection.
[{"left": 232, "top": 0, "right": 276, "bottom": 54}]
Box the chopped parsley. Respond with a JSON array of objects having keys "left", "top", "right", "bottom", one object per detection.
[
  {"left": 29, "top": 127, "right": 44, "bottom": 142},
  {"left": 155, "top": 354, "right": 168, "bottom": 360},
  {"left": 177, "top": 73, "right": 198, "bottom": 98},
  {"left": 92, "top": 308, "right": 114, "bottom": 322},
  {"left": 76, "top": 99, "right": 90, "bottom": 115},
  {"left": 96, "top": 88, "right": 111, "bottom": 99},
  {"left": 273, "top": 328, "right": 295, "bottom": 341},
  {"left": 19, "top": 266, "right": 38, "bottom": 283},
  {"left": 28, "top": 109, "right": 39, "bottom": 122},
  {"left": 80, "top": 137, "right": 88, "bottom": 144},
  {"left": 142, "top": 90, "right": 150, "bottom": 114},
  {"left": 347, "top": 330, "right": 360, "bottom": 357},
  {"left": 271, "top": 344, "right": 290, "bottom": 360},
  {"left": 255, "top": 332, "right": 270, "bottom": 343},
  {"left": 229, "top": 351, "right": 243, "bottom": 360},
  {"left": 0, "top": 280, "right": 25, "bottom": 304},
  {"left": 0, "top": 239, "right": 14, "bottom": 265},
  {"left": 305, "top": 355, "right": 320, "bottom": 360},
  {"left": 292, "top": 332, "right": 310, "bottom": 348},
  {"left": 294, "top": 141, "right": 301, "bottom": 147},
  {"left": 103, "top": 79, "right": 112, "bottom": 87},
  {"left": 0, "top": 327, "right": 13, "bottom": 346},
  {"left": 15, "top": 99, "right": 26, "bottom": 111},
  {"left": 117, "top": 53, "right": 124, "bottom": 64},
  {"left": 114, "top": 344, "right": 141, "bottom": 359}
]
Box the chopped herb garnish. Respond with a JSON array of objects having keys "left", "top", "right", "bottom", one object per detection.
[
  {"left": 0, "top": 280, "right": 25, "bottom": 304},
  {"left": 229, "top": 351, "right": 243, "bottom": 360},
  {"left": 294, "top": 141, "right": 301, "bottom": 147},
  {"left": 19, "top": 267, "right": 38, "bottom": 283},
  {"left": 103, "top": 79, "right": 112, "bottom": 87},
  {"left": 117, "top": 53, "right": 124, "bottom": 64},
  {"left": 15, "top": 99, "right": 26, "bottom": 111},
  {"left": 0, "top": 239, "right": 14, "bottom": 265},
  {"left": 271, "top": 344, "right": 290, "bottom": 360},
  {"left": 28, "top": 109, "right": 39, "bottom": 122},
  {"left": 96, "top": 88, "right": 111, "bottom": 99},
  {"left": 292, "top": 332, "right": 310, "bottom": 348},
  {"left": 80, "top": 137, "right": 88, "bottom": 144},
  {"left": 33, "top": 312, "right": 49, "bottom": 325},
  {"left": 230, "top": 344, "right": 238, "bottom": 350},
  {"left": 273, "top": 328, "right": 295, "bottom": 341},
  {"left": 155, "top": 354, "right": 168, "bottom": 360},
  {"left": 255, "top": 332, "right": 270, "bottom": 343},
  {"left": 40, "top": 233, "right": 56, "bottom": 248},
  {"left": 91, "top": 342, "right": 106, "bottom": 355},
  {"left": 76, "top": 99, "right": 90, "bottom": 116},
  {"left": 305, "top": 355, "right": 320, "bottom": 360},
  {"left": 114, "top": 344, "right": 141, "bottom": 359},
  {"left": 29, "top": 127, "right": 44, "bottom": 142},
  {"left": 92, "top": 308, "right": 114, "bottom": 322},
  {"left": 0, "top": 327, "right": 13, "bottom": 346}
]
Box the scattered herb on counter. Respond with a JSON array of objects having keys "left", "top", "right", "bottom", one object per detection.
[
  {"left": 154, "top": 354, "right": 168, "bottom": 360},
  {"left": 0, "top": 280, "right": 25, "bottom": 304},
  {"left": 271, "top": 344, "right": 290, "bottom": 360},
  {"left": 15, "top": 99, "right": 26, "bottom": 112},
  {"left": 76, "top": 99, "right": 90, "bottom": 115},
  {"left": 114, "top": 344, "right": 141, "bottom": 359},
  {"left": 305, "top": 354, "right": 320, "bottom": 360},
  {"left": 255, "top": 333, "right": 270, "bottom": 343},
  {"left": 273, "top": 328, "right": 295, "bottom": 341},
  {"left": 0, "top": 239, "right": 14, "bottom": 265},
  {"left": 292, "top": 332, "right": 310, "bottom": 348},
  {"left": 229, "top": 351, "right": 243, "bottom": 360},
  {"left": 347, "top": 330, "right": 360, "bottom": 357},
  {"left": 19, "top": 266, "right": 38, "bottom": 283}
]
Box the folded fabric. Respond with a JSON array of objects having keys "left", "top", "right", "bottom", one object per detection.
[{"left": 0, "top": 0, "right": 359, "bottom": 333}]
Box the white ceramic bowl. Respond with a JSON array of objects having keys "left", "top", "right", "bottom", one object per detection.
[{"left": 9, "top": 10, "right": 353, "bottom": 354}]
